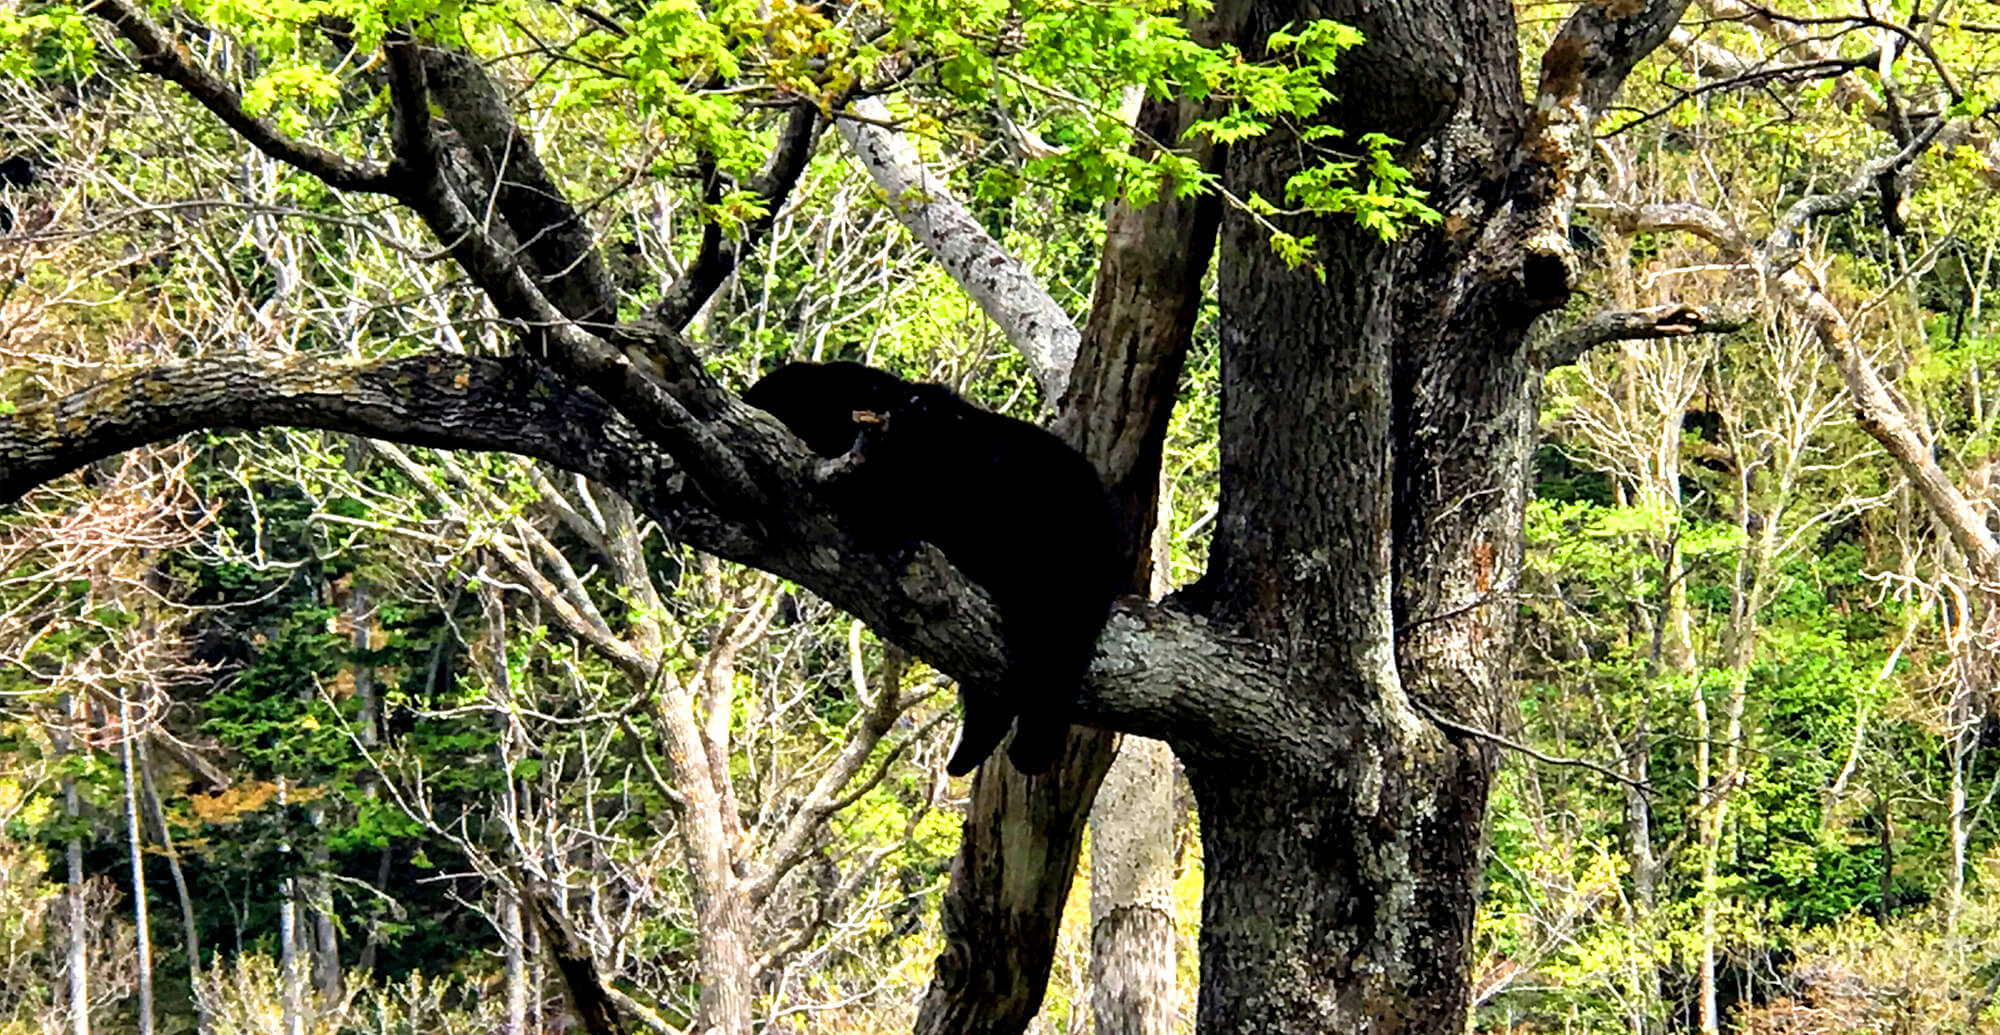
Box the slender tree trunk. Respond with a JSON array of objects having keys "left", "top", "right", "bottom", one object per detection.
[
  {"left": 671, "top": 744, "right": 756, "bottom": 1035},
  {"left": 137, "top": 736, "right": 210, "bottom": 1035},
  {"left": 483, "top": 586, "right": 543, "bottom": 1035},
  {"left": 306, "top": 830, "right": 340, "bottom": 1009},
  {"left": 1689, "top": 547, "right": 1727, "bottom": 1035},
  {"left": 527, "top": 906, "right": 545, "bottom": 1034},
  {"left": 1877, "top": 791, "right": 1895, "bottom": 922},
  {"left": 59, "top": 693, "right": 90, "bottom": 1035},
  {"left": 66, "top": 827, "right": 88, "bottom": 1035},
  {"left": 1624, "top": 745, "right": 1658, "bottom": 1035},
  {"left": 1088, "top": 738, "right": 1179, "bottom": 1035},
  {"left": 505, "top": 891, "right": 529, "bottom": 1035},
  {"left": 1950, "top": 699, "right": 1970, "bottom": 931},
  {"left": 345, "top": 523, "right": 391, "bottom": 979},
  {"left": 1088, "top": 493, "right": 1184, "bottom": 1035},
  {"left": 280, "top": 880, "right": 305, "bottom": 1035},
  {"left": 120, "top": 692, "right": 155, "bottom": 1035},
  {"left": 1693, "top": 674, "right": 1720, "bottom": 1035}
]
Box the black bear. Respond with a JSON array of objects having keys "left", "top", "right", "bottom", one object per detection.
[
  {"left": 0, "top": 155, "right": 34, "bottom": 236},
  {"left": 743, "top": 362, "right": 1117, "bottom": 776}
]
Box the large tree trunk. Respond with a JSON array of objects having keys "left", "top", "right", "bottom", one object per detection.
[
  {"left": 1187, "top": 754, "right": 1492, "bottom": 1030},
  {"left": 917, "top": 68, "right": 1225, "bottom": 1035},
  {"left": 0, "top": 5, "right": 1702, "bottom": 1032},
  {"left": 1173, "top": 0, "right": 1675, "bottom": 1027}
]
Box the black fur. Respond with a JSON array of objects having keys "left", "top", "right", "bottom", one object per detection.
[
  {"left": 0, "top": 155, "right": 36, "bottom": 190},
  {"left": 743, "top": 362, "right": 1117, "bottom": 775}
]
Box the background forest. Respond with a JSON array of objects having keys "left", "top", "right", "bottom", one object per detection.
[{"left": 4, "top": 0, "right": 2000, "bottom": 1032}]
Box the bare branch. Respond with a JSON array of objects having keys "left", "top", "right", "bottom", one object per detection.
[
  {"left": 1418, "top": 705, "right": 1652, "bottom": 793},
  {"left": 1766, "top": 116, "right": 1947, "bottom": 259},
  {"left": 88, "top": 0, "right": 396, "bottom": 194},
  {"left": 652, "top": 101, "right": 822, "bottom": 332},
  {"left": 1720, "top": 1, "right": 1963, "bottom": 102},
  {"left": 1590, "top": 114, "right": 2000, "bottom": 579},
  {"left": 1592, "top": 199, "right": 1752, "bottom": 256}
]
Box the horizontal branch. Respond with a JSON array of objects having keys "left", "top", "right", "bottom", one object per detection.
[
  {"left": 1544, "top": 303, "right": 1751, "bottom": 366},
  {"left": 0, "top": 352, "right": 1290, "bottom": 757},
  {"left": 1590, "top": 198, "right": 1752, "bottom": 256}
]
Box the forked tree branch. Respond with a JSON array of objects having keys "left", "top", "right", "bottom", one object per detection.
[
  {"left": 377, "top": 38, "right": 767, "bottom": 510},
  {"left": 424, "top": 47, "right": 622, "bottom": 327},
  {"left": 90, "top": 1, "right": 754, "bottom": 501}
]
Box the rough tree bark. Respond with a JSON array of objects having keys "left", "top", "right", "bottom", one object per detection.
[
  {"left": 0, "top": 3, "right": 1704, "bottom": 1032},
  {"left": 1088, "top": 736, "right": 1179, "bottom": 1035}
]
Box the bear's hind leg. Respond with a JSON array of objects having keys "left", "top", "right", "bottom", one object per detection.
[{"left": 945, "top": 685, "right": 1015, "bottom": 776}]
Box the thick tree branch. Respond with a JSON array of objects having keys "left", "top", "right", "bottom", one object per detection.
[
  {"left": 423, "top": 48, "right": 620, "bottom": 327},
  {"left": 1543, "top": 303, "right": 1751, "bottom": 367},
  {"left": 92, "top": 9, "right": 751, "bottom": 504},
  {"left": 1541, "top": 0, "right": 1696, "bottom": 117},
  {"left": 1592, "top": 199, "right": 1750, "bottom": 253},
  {"left": 378, "top": 39, "right": 763, "bottom": 510},
  {"left": 88, "top": 0, "right": 396, "bottom": 194},
  {"left": 1510, "top": 0, "right": 1694, "bottom": 308},
  {"left": 0, "top": 353, "right": 1285, "bottom": 756}
]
